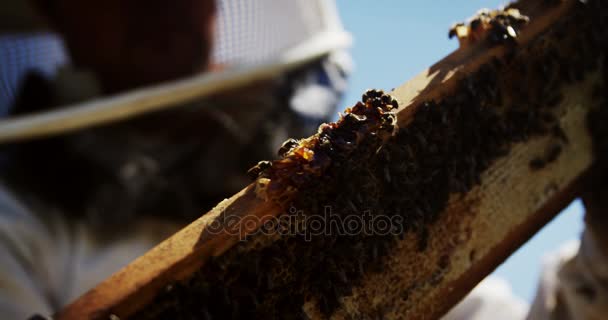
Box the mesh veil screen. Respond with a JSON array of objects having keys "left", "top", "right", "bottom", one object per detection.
[
  {"left": 0, "top": 33, "right": 67, "bottom": 115},
  {"left": 0, "top": 0, "right": 342, "bottom": 114}
]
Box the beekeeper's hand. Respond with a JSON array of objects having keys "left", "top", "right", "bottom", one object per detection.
[
  {"left": 557, "top": 176, "right": 608, "bottom": 320},
  {"left": 527, "top": 175, "right": 608, "bottom": 320}
]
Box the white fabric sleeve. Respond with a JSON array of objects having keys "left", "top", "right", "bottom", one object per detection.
[
  {"left": 0, "top": 183, "right": 180, "bottom": 320},
  {"left": 0, "top": 183, "right": 59, "bottom": 319},
  {"left": 443, "top": 276, "right": 529, "bottom": 320},
  {"left": 556, "top": 229, "right": 608, "bottom": 320},
  {"left": 527, "top": 227, "right": 608, "bottom": 320},
  {"left": 526, "top": 240, "right": 580, "bottom": 320}
]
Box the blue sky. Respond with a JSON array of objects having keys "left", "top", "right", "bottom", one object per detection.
[{"left": 336, "top": 0, "right": 585, "bottom": 301}]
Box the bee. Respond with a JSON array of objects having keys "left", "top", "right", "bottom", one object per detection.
[
  {"left": 278, "top": 138, "right": 299, "bottom": 157},
  {"left": 470, "top": 18, "right": 483, "bottom": 32},
  {"left": 449, "top": 7, "right": 529, "bottom": 47},
  {"left": 391, "top": 98, "right": 399, "bottom": 110},
  {"left": 529, "top": 157, "right": 546, "bottom": 170},
  {"left": 469, "top": 249, "right": 477, "bottom": 263},
  {"left": 247, "top": 160, "right": 272, "bottom": 180},
  {"left": 448, "top": 22, "right": 469, "bottom": 45},
  {"left": 545, "top": 144, "right": 562, "bottom": 162},
  {"left": 362, "top": 89, "right": 380, "bottom": 103},
  {"left": 342, "top": 112, "right": 367, "bottom": 125},
  {"left": 363, "top": 89, "right": 384, "bottom": 100}
]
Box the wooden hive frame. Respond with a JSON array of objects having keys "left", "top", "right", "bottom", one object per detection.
[{"left": 56, "top": 0, "right": 608, "bottom": 319}]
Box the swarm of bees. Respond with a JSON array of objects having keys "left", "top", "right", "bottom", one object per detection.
[
  {"left": 247, "top": 89, "right": 398, "bottom": 203},
  {"left": 449, "top": 8, "right": 530, "bottom": 48}
]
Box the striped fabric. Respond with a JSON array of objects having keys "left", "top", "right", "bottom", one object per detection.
[{"left": 0, "top": 33, "right": 68, "bottom": 116}]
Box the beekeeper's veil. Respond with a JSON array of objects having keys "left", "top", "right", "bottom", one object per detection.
[{"left": 0, "top": 0, "right": 352, "bottom": 143}]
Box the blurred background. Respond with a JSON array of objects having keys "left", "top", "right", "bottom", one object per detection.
[{"left": 336, "top": 0, "right": 585, "bottom": 302}]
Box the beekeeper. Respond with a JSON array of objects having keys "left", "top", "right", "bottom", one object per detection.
[{"left": 0, "top": 1, "right": 350, "bottom": 318}]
